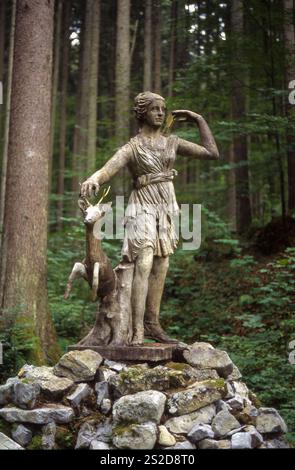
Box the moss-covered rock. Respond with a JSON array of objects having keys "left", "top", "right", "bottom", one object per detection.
[
  {"left": 109, "top": 364, "right": 197, "bottom": 397},
  {"left": 167, "top": 379, "right": 226, "bottom": 416}
]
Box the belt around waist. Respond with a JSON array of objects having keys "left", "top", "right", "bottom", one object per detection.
[{"left": 134, "top": 169, "right": 178, "bottom": 189}]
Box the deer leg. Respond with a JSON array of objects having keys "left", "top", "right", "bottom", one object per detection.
[
  {"left": 64, "top": 262, "right": 88, "bottom": 299},
  {"left": 91, "top": 262, "right": 100, "bottom": 301}
]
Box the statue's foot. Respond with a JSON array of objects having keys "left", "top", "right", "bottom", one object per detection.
[
  {"left": 144, "top": 321, "right": 179, "bottom": 344},
  {"left": 131, "top": 328, "right": 144, "bottom": 346}
]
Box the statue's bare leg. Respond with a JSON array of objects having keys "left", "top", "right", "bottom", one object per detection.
[
  {"left": 145, "top": 256, "right": 178, "bottom": 343},
  {"left": 131, "top": 246, "right": 154, "bottom": 345}
]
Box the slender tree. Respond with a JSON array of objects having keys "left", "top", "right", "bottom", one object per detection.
[
  {"left": 48, "top": 0, "right": 62, "bottom": 198},
  {"left": 57, "top": 0, "right": 71, "bottom": 229},
  {"left": 0, "top": 0, "right": 5, "bottom": 140},
  {"left": 168, "top": 0, "right": 177, "bottom": 98},
  {"left": 284, "top": 0, "right": 295, "bottom": 212},
  {"left": 153, "top": 0, "right": 162, "bottom": 94},
  {"left": 114, "top": 0, "right": 131, "bottom": 194},
  {"left": 86, "top": 0, "right": 100, "bottom": 174},
  {"left": 231, "top": 0, "right": 252, "bottom": 232},
  {"left": 0, "top": 0, "right": 58, "bottom": 362},
  {"left": 0, "top": 0, "right": 16, "bottom": 253},
  {"left": 143, "top": 0, "right": 152, "bottom": 91}
]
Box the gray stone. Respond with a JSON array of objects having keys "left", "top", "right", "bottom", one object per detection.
[
  {"left": 256, "top": 408, "right": 288, "bottom": 434},
  {"left": 18, "top": 364, "right": 54, "bottom": 381},
  {"left": 165, "top": 361, "right": 219, "bottom": 381},
  {"left": 104, "top": 359, "right": 126, "bottom": 372},
  {"left": 11, "top": 425, "right": 32, "bottom": 447},
  {"left": 167, "top": 379, "right": 225, "bottom": 416},
  {"left": 198, "top": 438, "right": 231, "bottom": 449},
  {"left": 75, "top": 422, "right": 96, "bottom": 449},
  {"left": 212, "top": 410, "right": 240, "bottom": 438},
  {"left": 95, "top": 381, "right": 109, "bottom": 406},
  {"left": 113, "top": 391, "right": 166, "bottom": 424},
  {"left": 12, "top": 381, "right": 40, "bottom": 409},
  {"left": 235, "top": 404, "right": 258, "bottom": 425},
  {"left": 216, "top": 400, "right": 230, "bottom": 413},
  {"left": 90, "top": 440, "right": 111, "bottom": 450},
  {"left": 95, "top": 420, "right": 113, "bottom": 443},
  {"left": 109, "top": 365, "right": 195, "bottom": 398},
  {"left": 244, "top": 425, "right": 263, "bottom": 447},
  {"left": 261, "top": 438, "right": 290, "bottom": 449},
  {"left": 97, "top": 367, "right": 117, "bottom": 382},
  {"left": 101, "top": 399, "right": 112, "bottom": 415},
  {"left": 42, "top": 422, "right": 56, "bottom": 450},
  {"left": 0, "top": 405, "right": 74, "bottom": 424},
  {"left": 231, "top": 432, "right": 253, "bottom": 449},
  {"left": 54, "top": 350, "right": 103, "bottom": 382},
  {"left": 231, "top": 381, "right": 249, "bottom": 399},
  {"left": 224, "top": 382, "right": 235, "bottom": 399},
  {"left": 225, "top": 426, "right": 247, "bottom": 437},
  {"left": 183, "top": 342, "right": 234, "bottom": 378},
  {"left": 165, "top": 404, "right": 216, "bottom": 434},
  {"left": 227, "top": 364, "right": 242, "bottom": 381},
  {"left": 158, "top": 426, "right": 176, "bottom": 447},
  {"left": 171, "top": 440, "right": 196, "bottom": 449},
  {"left": 0, "top": 382, "right": 14, "bottom": 405},
  {"left": 0, "top": 432, "right": 24, "bottom": 450},
  {"left": 39, "top": 376, "right": 74, "bottom": 399},
  {"left": 112, "top": 422, "right": 157, "bottom": 450},
  {"left": 17, "top": 364, "right": 74, "bottom": 399},
  {"left": 227, "top": 395, "right": 244, "bottom": 411},
  {"left": 187, "top": 423, "right": 214, "bottom": 443},
  {"left": 66, "top": 383, "right": 92, "bottom": 408}
]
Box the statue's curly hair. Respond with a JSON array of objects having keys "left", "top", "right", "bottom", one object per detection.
[{"left": 133, "top": 91, "right": 166, "bottom": 125}]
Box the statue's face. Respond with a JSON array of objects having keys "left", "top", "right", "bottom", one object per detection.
[{"left": 145, "top": 99, "right": 166, "bottom": 128}]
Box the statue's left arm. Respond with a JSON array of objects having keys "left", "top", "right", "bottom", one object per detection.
[{"left": 173, "top": 110, "right": 220, "bottom": 160}]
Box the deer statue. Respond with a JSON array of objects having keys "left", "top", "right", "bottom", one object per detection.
[
  {"left": 64, "top": 186, "right": 116, "bottom": 302},
  {"left": 64, "top": 187, "right": 134, "bottom": 347}
]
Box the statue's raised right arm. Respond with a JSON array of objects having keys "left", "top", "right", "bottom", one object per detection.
[{"left": 172, "top": 110, "right": 220, "bottom": 160}]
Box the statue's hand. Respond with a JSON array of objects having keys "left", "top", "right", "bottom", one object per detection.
[
  {"left": 172, "top": 110, "right": 202, "bottom": 123},
  {"left": 80, "top": 179, "right": 100, "bottom": 198}
]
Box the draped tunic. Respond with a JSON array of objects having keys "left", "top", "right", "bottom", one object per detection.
[{"left": 122, "top": 134, "right": 180, "bottom": 262}]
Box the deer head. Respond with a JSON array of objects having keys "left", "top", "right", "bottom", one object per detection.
[{"left": 78, "top": 186, "right": 112, "bottom": 226}]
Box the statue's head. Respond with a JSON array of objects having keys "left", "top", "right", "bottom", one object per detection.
[{"left": 133, "top": 91, "right": 166, "bottom": 127}]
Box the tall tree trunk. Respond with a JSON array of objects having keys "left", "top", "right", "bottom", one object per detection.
[
  {"left": 0, "top": 0, "right": 15, "bottom": 254},
  {"left": 77, "top": 0, "right": 92, "bottom": 179},
  {"left": 48, "top": 0, "right": 62, "bottom": 198},
  {"left": 86, "top": 0, "right": 100, "bottom": 174},
  {"left": 168, "top": 0, "right": 177, "bottom": 98},
  {"left": 267, "top": 0, "right": 286, "bottom": 222},
  {"left": 71, "top": 8, "right": 85, "bottom": 211},
  {"left": 0, "top": 0, "right": 5, "bottom": 141},
  {"left": 114, "top": 0, "right": 131, "bottom": 194},
  {"left": 153, "top": 0, "right": 162, "bottom": 94},
  {"left": 231, "top": 0, "right": 251, "bottom": 232},
  {"left": 143, "top": 0, "right": 152, "bottom": 91},
  {"left": 0, "top": 0, "right": 58, "bottom": 363},
  {"left": 226, "top": 143, "right": 237, "bottom": 231},
  {"left": 284, "top": 0, "right": 295, "bottom": 212},
  {"left": 57, "top": 0, "right": 71, "bottom": 230}
]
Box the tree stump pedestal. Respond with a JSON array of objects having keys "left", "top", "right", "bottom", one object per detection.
[{"left": 68, "top": 342, "right": 174, "bottom": 362}]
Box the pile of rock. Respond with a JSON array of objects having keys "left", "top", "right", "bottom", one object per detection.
[{"left": 0, "top": 343, "right": 289, "bottom": 450}]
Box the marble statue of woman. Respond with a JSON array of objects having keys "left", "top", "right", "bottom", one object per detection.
[{"left": 80, "top": 91, "right": 220, "bottom": 346}]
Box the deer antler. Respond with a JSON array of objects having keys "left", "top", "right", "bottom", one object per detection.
[{"left": 97, "top": 185, "right": 111, "bottom": 204}]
